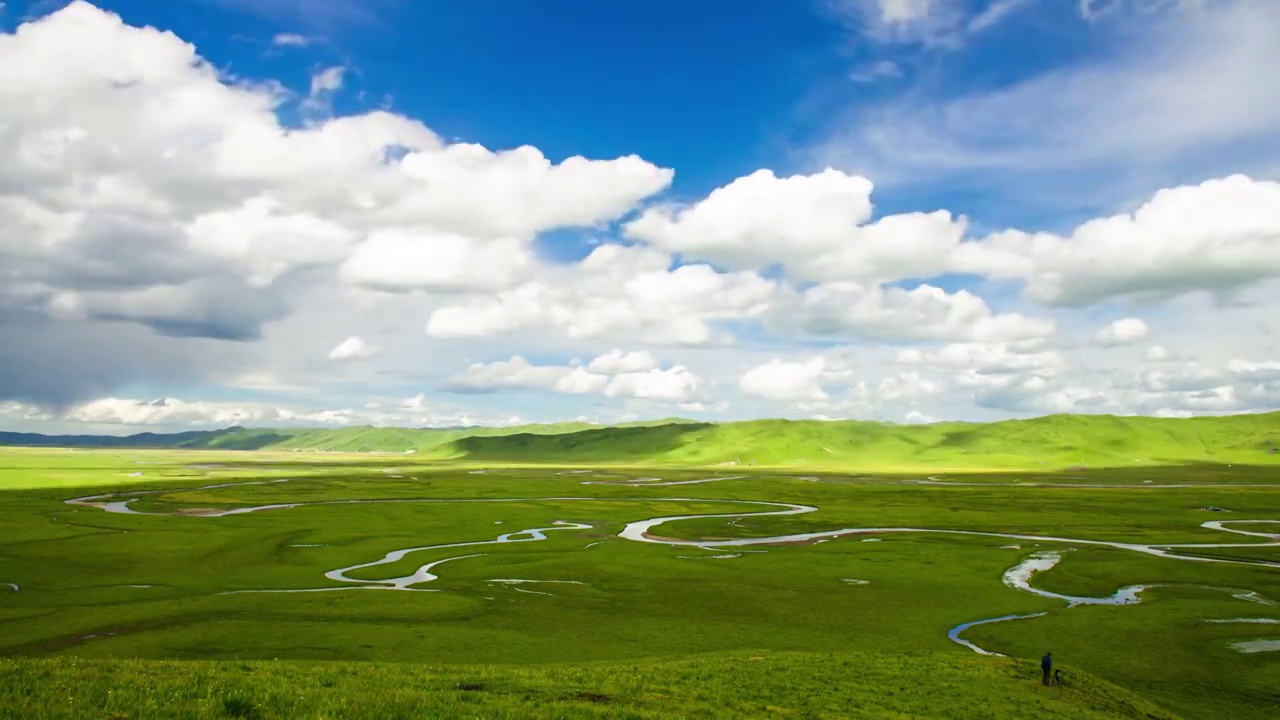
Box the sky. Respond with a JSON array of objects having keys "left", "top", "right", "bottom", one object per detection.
[{"left": 2, "top": 0, "right": 1280, "bottom": 435}]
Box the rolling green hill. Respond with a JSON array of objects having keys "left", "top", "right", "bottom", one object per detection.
[
  {"left": 3, "top": 412, "right": 1280, "bottom": 469},
  {"left": 0, "top": 418, "right": 697, "bottom": 454},
  {"left": 427, "top": 412, "right": 1280, "bottom": 469}
]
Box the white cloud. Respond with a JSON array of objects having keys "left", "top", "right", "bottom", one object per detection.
[
  {"left": 602, "top": 365, "right": 702, "bottom": 401},
  {"left": 271, "top": 33, "right": 313, "bottom": 47},
  {"left": 904, "top": 409, "right": 938, "bottom": 424},
  {"left": 957, "top": 176, "right": 1280, "bottom": 305},
  {"left": 824, "top": 1, "right": 1280, "bottom": 183},
  {"left": 388, "top": 145, "right": 671, "bottom": 239},
  {"left": 1226, "top": 358, "right": 1280, "bottom": 383},
  {"left": 2, "top": 2, "right": 1277, "bottom": 429},
  {"left": 968, "top": 0, "right": 1034, "bottom": 33},
  {"left": 973, "top": 374, "right": 1117, "bottom": 414},
  {"left": 184, "top": 196, "right": 357, "bottom": 287},
  {"left": 586, "top": 349, "right": 659, "bottom": 374},
  {"left": 897, "top": 341, "right": 1065, "bottom": 374},
  {"left": 327, "top": 335, "right": 379, "bottom": 361},
  {"left": 1078, "top": 0, "right": 1201, "bottom": 21},
  {"left": 1077, "top": 0, "right": 1121, "bottom": 20},
  {"left": 778, "top": 281, "right": 1055, "bottom": 342},
  {"left": 33, "top": 393, "right": 522, "bottom": 430},
  {"left": 1094, "top": 318, "right": 1150, "bottom": 347},
  {"left": 849, "top": 60, "right": 902, "bottom": 83},
  {"left": 552, "top": 367, "right": 610, "bottom": 395},
  {"left": 426, "top": 245, "right": 777, "bottom": 346},
  {"left": 0, "top": 400, "right": 53, "bottom": 423},
  {"left": 878, "top": 372, "right": 942, "bottom": 402},
  {"left": 629, "top": 168, "right": 1280, "bottom": 313},
  {"left": 301, "top": 65, "right": 345, "bottom": 115},
  {"left": 339, "top": 231, "right": 532, "bottom": 292},
  {"left": 828, "top": 0, "right": 1034, "bottom": 46},
  {"left": 967, "top": 352, "right": 1280, "bottom": 417},
  {"left": 678, "top": 401, "right": 728, "bottom": 413},
  {"left": 442, "top": 352, "right": 703, "bottom": 403},
  {"left": 739, "top": 358, "right": 837, "bottom": 402},
  {"left": 874, "top": 0, "right": 935, "bottom": 22},
  {"left": 442, "top": 356, "right": 571, "bottom": 394},
  {"left": 626, "top": 168, "right": 965, "bottom": 283},
  {"left": 0, "top": 3, "right": 673, "bottom": 404},
  {"left": 64, "top": 397, "right": 258, "bottom": 426}
]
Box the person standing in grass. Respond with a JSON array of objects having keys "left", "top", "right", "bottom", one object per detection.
[{"left": 1041, "top": 652, "right": 1053, "bottom": 686}]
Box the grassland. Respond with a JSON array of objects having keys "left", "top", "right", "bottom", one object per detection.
[
  {"left": 0, "top": 653, "right": 1177, "bottom": 720},
  {"left": 1, "top": 446, "right": 1278, "bottom": 719},
  {"left": 5, "top": 412, "right": 1280, "bottom": 469}
]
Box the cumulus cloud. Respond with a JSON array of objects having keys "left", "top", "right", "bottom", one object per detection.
[
  {"left": 599, "top": 365, "right": 702, "bottom": 401},
  {"left": 966, "top": 352, "right": 1280, "bottom": 417},
  {"left": 957, "top": 176, "right": 1280, "bottom": 305},
  {"left": 426, "top": 245, "right": 777, "bottom": 346},
  {"left": 327, "top": 336, "right": 379, "bottom": 361},
  {"left": 877, "top": 372, "right": 942, "bottom": 402},
  {"left": 586, "top": 349, "right": 659, "bottom": 375},
  {"left": 776, "top": 281, "right": 1054, "bottom": 342},
  {"left": 442, "top": 352, "right": 703, "bottom": 402},
  {"left": 628, "top": 168, "right": 1280, "bottom": 314},
  {"left": 0, "top": 3, "right": 672, "bottom": 405},
  {"left": 3, "top": 2, "right": 1276, "bottom": 429},
  {"left": 442, "top": 356, "right": 575, "bottom": 394},
  {"left": 897, "top": 341, "right": 1065, "bottom": 374},
  {"left": 739, "top": 358, "right": 843, "bottom": 402},
  {"left": 626, "top": 168, "right": 965, "bottom": 283},
  {"left": 1094, "top": 318, "right": 1150, "bottom": 347},
  {"left": 15, "top": 394, "right": 523, "bottom": 430},
  {"left": 339, "top": 231, "right": 532, "bottom": 293}
]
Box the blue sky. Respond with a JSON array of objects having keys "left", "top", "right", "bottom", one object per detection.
[
  {"left": 2, "top": 0, "right": 1280, "bottom": 433},
  {"left": 4, "top": 0, "right": 1171, "bottom": 224}
]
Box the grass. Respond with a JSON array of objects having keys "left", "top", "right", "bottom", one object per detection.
[
  {"left": 428, "top": 413, "right": 1280, "bottom": 469},
  {"left": 1, "top": 448, "right": 1277, "bottom": 719},
  {"left": 0, "top": 652, "right": 1178, "bottom": 719}
]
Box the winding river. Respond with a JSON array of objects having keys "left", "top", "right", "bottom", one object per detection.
[{"left": 58, "top": 474, "right": 1280, "bottom": 654}]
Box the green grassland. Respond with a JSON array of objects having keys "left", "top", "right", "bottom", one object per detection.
[
  {"left": 0, "top": 652, "right": 1176, "bottom": 720},
  {"left": 5, "top": 412, "right": 1280, "bottom": 469},
  {"left": 1, "top": 441, "right": 1278, "bottom": 719}
]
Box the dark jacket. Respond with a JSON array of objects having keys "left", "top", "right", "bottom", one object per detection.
[{"left": 1041, "top": 654, "right": 1052, "bottom": 670}]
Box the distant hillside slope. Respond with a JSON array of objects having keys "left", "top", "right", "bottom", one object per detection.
[
  {"left": 0, "top": 418, "right": 698, "bottom": 453},
  {"left": 0, "top": 426, "right": 307, "bottom": 450},
  {"left": 4, "top": 412, "right": 1280, "bottom": 468},
  {"left": 426, "top": 413, "right": 1280, "bottom": 468}
]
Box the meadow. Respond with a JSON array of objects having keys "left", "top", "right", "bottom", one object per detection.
[{"left": 1, "top": 446, "right": 1277, "bottom": 719}]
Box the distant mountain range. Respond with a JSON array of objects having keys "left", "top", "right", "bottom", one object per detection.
[{"left": 4, "top": 413, "right": 1280, "bottom": 469}]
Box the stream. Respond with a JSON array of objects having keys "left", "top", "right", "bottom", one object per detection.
[{"left": 59, "top": 475, "right": 1280, "bottom": 654}]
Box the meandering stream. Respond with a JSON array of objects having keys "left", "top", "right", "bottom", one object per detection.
[{"left": 59, "top": 475, "right": 1280, "bottom": 654}]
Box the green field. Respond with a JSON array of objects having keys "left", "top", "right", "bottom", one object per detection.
[{"left": 1, "top": 445, "right": 1278, "bottom": 719}]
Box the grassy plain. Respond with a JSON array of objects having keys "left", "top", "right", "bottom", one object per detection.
[{"left": 1, "top": 447, "right": 1278, "bottom": 719}]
